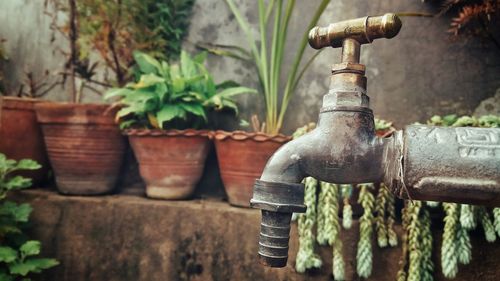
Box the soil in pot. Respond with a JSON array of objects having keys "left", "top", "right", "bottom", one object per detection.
[
  {"left": 126, "top": 129, "right": 211, "bottom": 200},
  {"left": 35, "top": 103, "right": 126, "bottom": 195},
  {"left": 214, "top": 131, "right": 291, "bottom": 207},
  {"left": 0, "top": 97, "right": 50, "bottom": 184}
]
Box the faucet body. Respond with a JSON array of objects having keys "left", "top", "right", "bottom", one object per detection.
[{"left": 250, "top": 13, "right": 500, "bottom": 268}]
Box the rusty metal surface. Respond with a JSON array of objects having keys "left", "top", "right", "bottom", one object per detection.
[
  {"left": 251, "top": 13, "right": 500, "bottom": 268},
  {"left": 386, "top": 125, "right": 500, "bottom": 206},
  {"left": 250, "top": 180, "right": 305, "bottom": 267}
]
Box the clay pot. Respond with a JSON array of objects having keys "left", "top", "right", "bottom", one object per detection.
[
  {"left": 0, "top": 97, "right": 50, "bottom": 184},
  {"left": 214, "top": 131, "right": 291, "bottom": 207},
  {"left": 35, "top": 103, "right": 126, "bottom": 195},
  {"left": 126, "top": 129, "right": 211, "bottom": 200}
]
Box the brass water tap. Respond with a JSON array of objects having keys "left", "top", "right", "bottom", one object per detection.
[{"left": 250, "top": 13, "right": 500, "bottom": 268}]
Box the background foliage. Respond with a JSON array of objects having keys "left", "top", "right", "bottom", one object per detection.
[
  {"left": 105, "top": 51, "right": 255, "bottom": 130},
  {"left": 45, "top": 0, "right": 195, "bottom": 102}
]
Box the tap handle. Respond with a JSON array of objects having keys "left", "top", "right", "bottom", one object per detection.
[{"left": 308, "top": 13, "right": 402, "bottom": 49}]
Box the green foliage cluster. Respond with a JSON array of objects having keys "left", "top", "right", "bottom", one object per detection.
[
  {"left": 398, "top": 201, "right": 434, "bottom": 281},
  {"left": 47, "top": 0, "right": 195, "bottom": 88},
  {"left": 0, "top": 154, "right": 58, "bottom": 280},
  {"left": 105, "top": 51, "right": 255, "bottom": 130},
  {"left": 76, "top": 0, "right": 194, "bottom": 62}
]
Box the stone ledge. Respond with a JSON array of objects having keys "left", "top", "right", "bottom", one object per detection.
[{"left": 12, "top": 189, "right": 500, "bottom": 281}]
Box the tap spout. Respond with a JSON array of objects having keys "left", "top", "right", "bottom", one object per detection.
[{"left": 251, "top": 99, "right": 389, "bottom": 267}]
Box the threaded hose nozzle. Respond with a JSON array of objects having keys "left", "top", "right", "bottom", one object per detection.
[{"left": 257, "top": 210, "right": 292, "bottom": 267}]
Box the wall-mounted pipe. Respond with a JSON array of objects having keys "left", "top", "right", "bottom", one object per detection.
[{"left": 250, "top": 13, "right": 500, "bottom": 268}]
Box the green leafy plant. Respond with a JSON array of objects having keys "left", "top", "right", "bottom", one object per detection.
[
  {"left": 214, "top": 0, "right": 331, "bottom": 135},
  {"left": 45, "top": 0, "right": 195, "bottom": 102},
  {"left": 0, "top": 154, "right": 59, "bottom": 280},
  {"left": 105, "top": 51, "right": 256, "bottom": 130}
]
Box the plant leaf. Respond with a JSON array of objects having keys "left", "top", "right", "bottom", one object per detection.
[
  {"left": 9, "top": 259, "right": 59, "bottom": 276},
  {"left": 213, "top": 86, "right": 256, "bottom": 98},
  {"left": 0, "top": 247, "right": 17, "bottom": 263},
  {"left": 133, "top": 74, "right": 165, "bottom": 89},
  {"left": 6, "top": 202, "right": 32, "bottom": 222},
  {"left": 180, "top": 50, "right": 197, "bottom": 78},
  {"left": 20, "top": 241, "right": 41, "bottom": 257},
  {"left": 103, "top": 88, "right": 133, "bottom": 100},
  {"left": 133, "top": 51, "right": 162, "bottom": 74},
  {"left": 0, "top": 272, "right": 14, "bottom": 281},
  {"left": 15, "top": 160, "right": 41, "bottom": 171},
  {"left": 179, "top": 103, "right": 207, "bottom": 121},
  {"left": 193, "top": 51, "right": 208, "bottom": 64},
  {"left": 118, "top": 120, "right": 137, "bottom": 130},
  {"left": 156, "top": 105, "right": 185, "bottom": 128},
  {"left": 4, "top": 176, "right": 32, "bottom": 190}
]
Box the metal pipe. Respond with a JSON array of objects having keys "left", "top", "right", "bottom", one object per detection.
[
  {"left": 384, "top": 126, "right": 500, "bottom": 206},
  {"left": 251, "top": 13, "right": 500, "bottom": 268}
]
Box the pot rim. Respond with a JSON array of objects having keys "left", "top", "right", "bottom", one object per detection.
[
  {"left": 34, "top": 102, "right": 112, "bottom": 110},
  {"left": 34, "top": 102, "right": 117, "bottom": 125},
  {"left": 0, "top": 96, "right": 42, "bottom": 111},
  {"left": 213, "top": 130, "right": 291, "bottom": 143},
  {"left": 124, "top": 128, "right": 211, "bottom": 138}
]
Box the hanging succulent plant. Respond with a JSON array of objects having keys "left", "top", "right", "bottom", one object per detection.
[
  {"left": 374, "top": 184, "right": 398, "bottom": 248},
  {"left": 295, "top": 177, "right": 322, "bottom": 273},
  {"left": 356, "top": 183, "right": 375, "bottom": 278},
  {"left": 341, "top": 184, "right": 353, "bottom": 230},
  {"left": 292, "top": 115, "right": 499, "bottom": 280}
]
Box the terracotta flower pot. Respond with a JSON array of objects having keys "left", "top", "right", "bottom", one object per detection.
[
  {"left": 0, "top": 97, "right": 50, "bottom": 184},
  {"left": 214, "top": 131, "right": 291, "bottom": 207},
  {"left": 126, "top": 129, "right": 211, "bottom": 200},
  {"left": 35, "top": 103, "right": 126, "bottom": 195}
]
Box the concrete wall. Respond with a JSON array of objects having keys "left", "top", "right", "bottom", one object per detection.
[
  {"left": 0, "top": 0, "right": 499, "bottom": 134},
  {"left": 15, "top": 190, "right": 500, "bottom": 281}
]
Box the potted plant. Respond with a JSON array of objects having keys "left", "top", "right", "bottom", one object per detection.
[
  {"left": 0, "top": 40, "right": 51, "bottom": 185},
  {"left": 35, "top": 0, "right": 195, "bottom": 195},
  {"left": 105, "top": 51, "right": 255, "bottom": 199},
  {"left": 208, "top": 0, "right": 331, "bottom": 207},
  {"left": 0, "top": 154, "right": 59, "bottom": 278}
]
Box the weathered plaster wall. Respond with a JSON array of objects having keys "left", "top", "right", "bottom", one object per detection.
[
  {"left": 0, "top": 0, "right": 499, "bottom": 133},
  {"left": 185, "top": 0, "right": 500, "bottom": 133}
]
